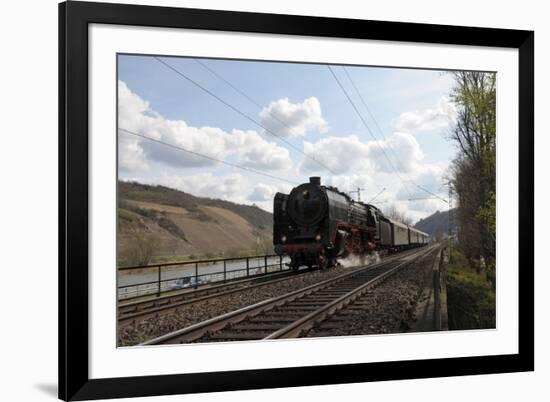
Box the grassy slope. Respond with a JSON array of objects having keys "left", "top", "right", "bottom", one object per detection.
[
  {"left": 446, "top": 250, "right": 496, "bottom": 330},
  {"left": 119, "top": 181, "right": 272, "bottom": 228}
]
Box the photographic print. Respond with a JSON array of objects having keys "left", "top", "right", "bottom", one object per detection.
[
  {"left": 60, "top": 2, "right": 533, "bottom": 399},
  {"left": 116, "top": 55, "right": 496, "bottom": 347}
]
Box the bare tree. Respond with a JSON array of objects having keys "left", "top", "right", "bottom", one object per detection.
[
  {"left": 119, "top": 226, "right": 160, "bottom": 266},
  {"left": 383, "top": 204, "right": 413, "bottom": 226},
  {"left": 253, "top": 227, "right": 274, "bottom": 255}
]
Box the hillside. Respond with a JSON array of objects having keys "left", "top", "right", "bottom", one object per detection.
[
  {"left": 118, "top": 181, "right": 273, "bottom": 266},
  {"left": 414, "top": 209, "right": 457, "bottom": 237}
]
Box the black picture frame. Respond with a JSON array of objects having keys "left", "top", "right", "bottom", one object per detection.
[{"left": 59, "top": 1, "right": 534, "bottom": 400}]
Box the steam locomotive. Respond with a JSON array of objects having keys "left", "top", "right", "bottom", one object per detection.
[{"left": 273, "top": 177, "right": 429, "bottom": 269}]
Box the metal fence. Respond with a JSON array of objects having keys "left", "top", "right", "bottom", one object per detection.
[{"left": 117, "top": 254, "right": 290, "bottom": 300}]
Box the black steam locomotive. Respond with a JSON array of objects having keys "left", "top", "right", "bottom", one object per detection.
[{"left": 273, "top": 177, "right": 429, "bottom": 269}]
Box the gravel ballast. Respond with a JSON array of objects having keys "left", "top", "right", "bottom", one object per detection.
[
  {"left": 119, "top": 265, "right": 358, "bottom": 346},
  {"left": 305, "top": 251, "right": 437, "bottom": 338}
]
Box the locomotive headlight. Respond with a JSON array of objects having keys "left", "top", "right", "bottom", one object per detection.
[
  {"left": 281, "top": 235, "right": 287, "bottom": 243},
  {"left": 315, "top": 234, "right": 321, "bottom": 241}
]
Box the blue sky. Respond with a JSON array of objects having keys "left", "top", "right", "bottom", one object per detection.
[{"left": 118, "top": 54, "right": 458, "bottom": 222}]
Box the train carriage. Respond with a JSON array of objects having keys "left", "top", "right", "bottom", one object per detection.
[
  {"left": 388, "top": 218, "right": 409, "bottom": 248},
  {"left": 408, "top": 227, "right": 419, "bottom": 245},
  {"left": 377, "top": 217, "right": 393, "bottom": 248}
]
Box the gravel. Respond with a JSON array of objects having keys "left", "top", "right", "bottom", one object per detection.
[
  {"left": 305, "top": 252, "right": 437, "bottom": 337},
  {"left": 119, "top": 265, "right": 359, "bottom": 346}
]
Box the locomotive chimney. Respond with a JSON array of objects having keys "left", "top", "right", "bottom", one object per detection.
[{"left": 309, "top": 176, "right": 321, "bottom": 185}]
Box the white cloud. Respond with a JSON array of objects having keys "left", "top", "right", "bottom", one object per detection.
[
  {"left": 295, "top": 129, "right": 449, "bottom": 222},
  {"left": 118, "top": 80, "right": 293, "bottom": 172},
  {"left": 300, "top": 136, "right": 371, "bottom": 174},
  {"left": 259, "top": 97, "right": 327, "bottom": 137},
  {"left": 248, "top": 183, "right": 275, "bottom": 202},
  {"left": 299, "top": 132, "right": 423, "bottom": 175},
  {"left": 393, "top": 96, "right": 456, "bottom": 133},
  {"left": 117, "top": 81, "right": 452, "bottom": 221},
  {"left": 225, "top": 129, "right": 291, "bottom": 171},
  {"left": 248, "top": 182, "right": 293, "bottom": 202},
  {"left": 370, "top": 132, "right": 424, "bottom": 174},
  {"left": 389, "top": 163, "right": 449, "bottom": 222},
  {"left": 119, "top": 135, "right": 149, "bottom": 172}
]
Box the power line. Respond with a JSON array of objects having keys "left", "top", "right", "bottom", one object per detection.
[
  {"left": 327, "top": 65, "right": 414, "bottom": 199},
  {"left": 154, "top": 57, "right": 336, "bottom": 175},
  {"left": 415, "top": 185, "right": 449, "bottom": 204},
  {"left": 368, "top": 187, "right": 386, "bottom": 204},
  {"left": 195, "top": 59, "right": 265, "bottom": 110},
  {"left": 195, "top": 59, "right": 330, "bottom": 172},
  {"left": 340, "top": 66, "right": 449, "bottom": 204},
  {"left": 408, "top": 197, "right": 444, "bottom": 201},
  {"left": 119, "top": 127, "right": 300, "bottom": 185},
  {"left": 374, "top": 198, "right": 447, "bottom": 204},
  {"left": 342, "top": 67, "right": 417, "bottom": 197}
]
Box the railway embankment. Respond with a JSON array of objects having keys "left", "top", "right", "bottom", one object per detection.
[
  {"left": 410, "top": 246, "right": 448, "bottom": 332},
  {"left": 445, "top": 250, "right": 496, "bottom": 330},
  {"left": 119, "top": 264, "right": 355, "bottom": 346},
  {"left": 306, "top": 246, "right": 440, "bottom": 337}
]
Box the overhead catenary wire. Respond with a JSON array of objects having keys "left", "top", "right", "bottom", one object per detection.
[
  {"left": 408, "top": 197, "right": 444, "bottom": 201},
  {"left": 326, "top": 65, "right": 415, "bottom": 199},
  {"left": 195, "top": 60, "right": 395, "bottom": 203},
  {"left": 195, "top": 59, "right": 332, "bottom": 172},
  {"left": 368, "top": 187, "right": 386, "bottom": 204},
  {"left": 342, "top": 67, "right": 417, "bottom": 198},
  {"left": 415, "top": 185, "right": 449, "bottom": 204},
  {"left": 341, "top": 66, "right": 450, "bottom": 204},
  {"left": 154, "top": 57, "right": 337, "bottom": 175},
  {"left": 344, "top": 67, "right": 457, "bottom": 204},
  {"left": 194, "top": 59, "right": 265, "bottom": 109},
  {"left": 119, "top": 127, "right": 300, "bottom": 186}
]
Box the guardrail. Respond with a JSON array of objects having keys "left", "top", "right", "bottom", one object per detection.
[{"left": 117, "top": 254, "right": 290, "bottom": 300}]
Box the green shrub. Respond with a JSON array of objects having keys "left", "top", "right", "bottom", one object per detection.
[{"left": 446, "top": 250, "right": 496, "bottom": 330}]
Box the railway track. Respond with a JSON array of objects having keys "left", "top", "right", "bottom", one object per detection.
[
  {"left": 118, "top": 266, "right": 319, "bottom": 326},
  {"left": 141, "top": 245, "right": 438, "bottom": 345},
  {"left": 119, "top": 247, "right": 424, "bottom": 327}
]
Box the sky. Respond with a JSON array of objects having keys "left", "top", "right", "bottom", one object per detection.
[{"left": 118, "top": 54, "right": 459, "bottom": 223}]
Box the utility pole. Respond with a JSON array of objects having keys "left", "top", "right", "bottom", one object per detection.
[
  {"left": 442, "top": 180, "right": 453, "bottom": 261},
  {"left": 348, "top": 187, "right": 365, "bottom": 202}
]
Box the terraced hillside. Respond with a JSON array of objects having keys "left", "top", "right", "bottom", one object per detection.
[{"left": 118, "top": 181, "right": 273, "bottom": 267}]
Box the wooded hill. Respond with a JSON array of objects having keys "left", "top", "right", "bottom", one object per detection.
[{"left": 414, "top": 209, "right": 457, "bottom": 238}]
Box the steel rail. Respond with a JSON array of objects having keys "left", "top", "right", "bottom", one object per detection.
[
  {"left": 119, "top": 267, "right": 304, "bottom": 312},
  {"left": 140, "top": 245, "right": 433, "bottom": 345},
  {"left": 266, "top": 245, "right": 439, "bottom": 339},
  {"left": 120, "top": 247, "right": 425, "bottom": 326},
  {"left": 118, "top": 267, "right": 318, "bottom": 326},
  {"left": 140, "top": 262, "right": 374, "bottom": 345}
]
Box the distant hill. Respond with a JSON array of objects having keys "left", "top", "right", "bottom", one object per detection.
[
  {"left": 414, "top": 209, "right": 457, "bottom": 237},
  {"left": 118, "top": 181, "right": 273, "bottom": 266}
]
